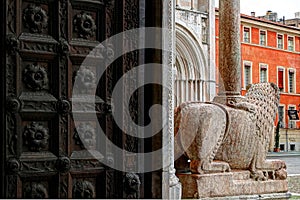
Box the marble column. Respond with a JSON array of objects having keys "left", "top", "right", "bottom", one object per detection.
[{"left": 214, "top": 0, "right": 242, "bottom": 105}]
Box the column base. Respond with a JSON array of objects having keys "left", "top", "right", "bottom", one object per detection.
[{"left": 213, "top": 92, "right": 244, "bottom": 106}]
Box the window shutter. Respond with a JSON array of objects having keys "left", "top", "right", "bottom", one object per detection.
[{"left": 278, "top": 69, "right": 284, "bottom": 89}]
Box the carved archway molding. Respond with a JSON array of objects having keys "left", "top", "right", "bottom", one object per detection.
[{"left": 175, "top": 23, "right": 208, "bottom": 105}]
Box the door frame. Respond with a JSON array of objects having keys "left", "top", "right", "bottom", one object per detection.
[{"left": 1, "top": 0, "right": 6, "bottom": 197}]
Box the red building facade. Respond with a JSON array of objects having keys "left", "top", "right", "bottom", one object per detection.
[{"left": 216, "top": 11, "right": 300, "bottom": 151}]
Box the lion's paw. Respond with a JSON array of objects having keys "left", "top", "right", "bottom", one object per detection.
[
  {"left": 190, "top": 160, "right": 231, "bottom": 174},
  {"left": 275, "top": 168, "right": 287, "bottom": 180},
  {"left": 250, "top": 171, "right": 267, "bottom": 181},
  {"left": 202, "top": 161, "right": 231, "bottom": 173}
]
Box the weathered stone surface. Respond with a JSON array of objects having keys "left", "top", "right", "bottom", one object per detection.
[
  {"left": 178, "top": 170, "right": 288, "bottom": 198},
  {"left": 174, "top": 0, "right": 288, "bottom": 198},
  {"left": 175, "top": 83, "right": 286, "bottom": 180},
  {"left": 175, "top": 83, "right": 288, "bottom": 198},
  {"left": 218, "top": 0, "right": 241, "bottom": 94}
]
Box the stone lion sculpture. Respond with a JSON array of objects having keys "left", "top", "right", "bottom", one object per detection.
[{"left": 174, "top": 83, "right": 287, "bottom": 180}]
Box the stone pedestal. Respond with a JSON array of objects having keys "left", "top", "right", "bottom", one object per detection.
[{"left": 177, "top": 170, "right": 288, "bottom": 199}]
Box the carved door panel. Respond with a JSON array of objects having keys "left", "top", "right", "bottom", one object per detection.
[{"left": 3, "top": 0, "right": 141, "bottom": 198}]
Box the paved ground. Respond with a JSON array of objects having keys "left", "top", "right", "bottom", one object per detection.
[
  {"left": 267, "top": 152, "right": 300, "bottom": 194},
  {"left": 267, "top": 152, "right": 300, "bottom": 175}
]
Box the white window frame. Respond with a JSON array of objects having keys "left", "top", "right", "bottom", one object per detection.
[
  {"left": 259, "top": 63, "right": 268, "bottom": 83},
  {"left": 243, "top": 61, "right": 252, "bottom": 89},
  {"left": 243, "top": 26, "right": 251, "bottom": 43},
  {"left": 288, "top": 36, "right": 295, "bottom": 51},
  {"left": 259, "top": 29, "right": 267, "bottom": 46},
  {"left": 288, "top": 68, "right": 296, "bottom": 93},
  {"left": 277, "top": 66, "right": 285, "bottom": 92},
  {"left": 277, "top": 33, "right": 284, "bottom": 49}
]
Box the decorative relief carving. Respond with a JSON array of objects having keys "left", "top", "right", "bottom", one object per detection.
[
  {"left": 105, "top": 170, "right": 114, "bottom": 198},
  {"left": 59, "top": 49, "right": 68, "bottom": 97},
  {"left": 175, "top": 9, "right": 203, "bottom": 41},
  {"left": 73, "top": 12, "right": 97, "bottom": 39},
  {"left": 73, "top": 180, "right": 96, "bottom": 198},
  {"left": 22, "top": 41, "right": 56, "bottom": 53},
  {"left": 59, "top": 0, "right": 68, "bottom": 39},
  {"left": 104, "top": 0, "right": 114, "bottom": 37},
  {"left": 7, "top": 97, "right": 21, "bottom": 113},
  {"left": 70, "top": 45, "right": 93, "bottom": 55},
  {"left": 123, "top": 0, "right": 139, "bottom": 163},
  {"left": 71, "top": 150, "right": 104, "bottom": 161},
  {"left": 73, "top": 66, "right": 96, "bottom": 92},
  {"left": 124, "top": 173, "right": 141, "bottom": 199},
  {"left": 71, "top": 98, "right": 111, "bottom": 114},
  {"left": 6, "top": 56, "right": 17, "bottom": 95},
  {"left": 23, "top": 122, "right": 49, "bottom": 151},
  {"left": 7, "top": 113, "right": 17, "bottom": 155},
  {"left": 59, "top": 175, "right": 68, "bottom": 199},
  {"left": 23, "top": 4, "right": 48, "bottom": 34},
  {"left": 95, "top": 102, "right": 112, "bottom": 114},
  {"left": 7, "top": 0, "right": 16, "bottom": 34},
  {"left": 23, "top": 63, "right": 49, "bottom": 91},
  {"left": 58, "top": 38, "right": 70, "bottom": 55},
  {"left": 124, "top": 0, "right": 139, "bottom": 30},
  {"left": 58, "top": 113, "right": 68, "bottom": 152},
  {"left": 71, "top": 159, "right": 103, "bottom": 170},
  {"left": 22, "top": 100, "right": 57, "bottom": 112},
  {"left": 7, "top": 175, "right": 17, "bottom": 198},
  {"left": 6, "top": 34, "right": 19, "bottom": 54},
  {"left": 56, "top": 99, "right": 71, "bottom": 115},
  {"left": 56, "top": 156, "right": 71, "bottom": 173},
  {"left": 23, "top": 182, "right": 49, "bottom": 198},
  {"left": 7, "top": 158, "right": 20, "bottom": 173},
  {"left": 21, "top": 160, "right": 56, "bottom": 172},
  {"left": 106, "top": 154, "right": 114, "bottom": 166},
  {"left": 70, "top": 44, "right": 107, "bottom": 60},
  {"left": 73, "top": 122, "right": 96, "bottom": 149}
]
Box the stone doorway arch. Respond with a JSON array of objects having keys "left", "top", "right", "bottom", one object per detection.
[{"left": 175, "top": 23, "right": 208, "bottom": 106}]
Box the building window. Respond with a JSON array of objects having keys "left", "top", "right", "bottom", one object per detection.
[
  {"left": 290, "top": 144, "right": 296, "bottom": 151},
  {"left": 277, "top": 34, "right": 283, "bottom": 49},
  {"left": 288, "top": 69, "right": 295, "bottom": 93},
  {"left": 278, "top": 105, "right": 285, "bottom": 128},
  {"left": 243, "top": 27, "right": 250, "bottom": 43},
  {"left": 288, "top": 106, "right": 296, "bottom": 128},
  {"left": 244, "top": 62, "right": 252, "bottom": 88},
  {"left": 288, "top": 36, "right": 294, "bottom": 51},
  {"left": 260, "top": 30, "right": 266, "bottom": 46},
  {"left": 277, "top": 68, "right": 284, "bottom": 92},
  {"left": 280, "top": 144, "right": 285, "bottom": 151},
  {"left": 259, "top": 64, "right": 268, "bottom": 83}
]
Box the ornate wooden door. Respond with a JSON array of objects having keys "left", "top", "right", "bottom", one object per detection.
[{"left": 1, "top": 0, "right": 148, "bottom": 198}]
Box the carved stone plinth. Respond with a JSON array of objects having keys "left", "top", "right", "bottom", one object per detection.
[{"left": 177, "top": 170, "right": 288, "bottom": 199}]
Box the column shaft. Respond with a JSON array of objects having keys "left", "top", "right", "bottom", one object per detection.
[{"left": 218, "top": 0, "right": 241, "bottom": 95}]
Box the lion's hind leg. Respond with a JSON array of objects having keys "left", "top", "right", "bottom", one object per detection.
[
  {"left": 250, "top": 143, "right": 287, "bottom": 180},
  {"left": 182, "top": 104, "right": 231, "bottom": 174}
]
